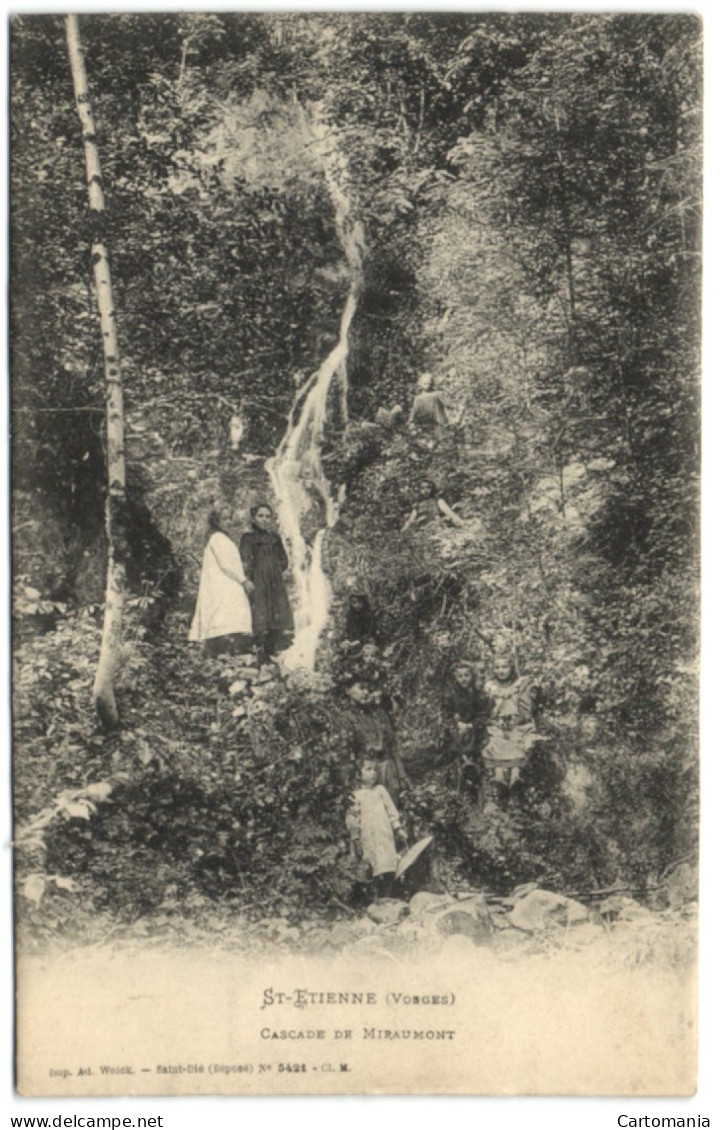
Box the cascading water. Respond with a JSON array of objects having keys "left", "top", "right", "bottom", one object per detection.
[{"left": 266, "top": 110, "right": 364, "bottom": 671}]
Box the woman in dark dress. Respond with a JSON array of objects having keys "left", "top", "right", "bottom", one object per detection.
[
  {"left": 338, "top": 682, "right": 410, "bottom": 804},
  {"left": 239, "top": 504, "right": 294, "bottom": 663}
]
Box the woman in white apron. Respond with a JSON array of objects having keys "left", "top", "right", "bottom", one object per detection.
[{"left": 189, "top": 508, "right": 254, "bottom": 657}]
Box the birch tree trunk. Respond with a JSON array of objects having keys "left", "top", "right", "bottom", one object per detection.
[{"left": 66, "top": 14, "right": 126, "bottom": 729}]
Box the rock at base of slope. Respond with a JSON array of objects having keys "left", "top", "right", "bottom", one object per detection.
[
  {"left": 410, "top": 892, "right": 493, "bottom": 946},
  {"left": 508, "top": 888, "right": 588, "bottom": 933},
  {"left": 366, "top": 899, "right": 408, "bottom": 926}
]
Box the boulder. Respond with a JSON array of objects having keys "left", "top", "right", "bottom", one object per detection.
[
  {"left": 490, "top": 909, "right": 513, "bottom": 931},
  {"left": 439, "top": 933, "right": 477, "bottom": 958},
  {"left": 509, "top": 881, "right": 540, "bottom": 902},
  {"left": 597, "top": 894, "right": 643, "bottom": 922},
  {"left": 395, "top": 920, "right": 436, "bottom": 948},
  {"left": 366, "top": 899, "right": 408, "bottom": 926},
  {"left": 327, "top": 919, "right": 375, "bottom": 948},
  {"left": 508, "top": 889, "right": 588, "bottom": 933},
  {"left": 408, "top": 891, "right": 453, "bottom": 919},
  {"left": 455, "top": 893, "right": 493, "bottom": 924},
  {"left": 421, "top": 894, "right": 493, "bottom": 947},
  {"left": 616, "top": 901, "right": 654, "bottom": 923},
  {"left": 432, "top": 908, "right": 492, "bottom": 946},
  {"left": 565, "top": 898, "right": 590, "bottom": 926},
  {"left": 407, "top": 891, "right": 493, "bottom": 946}
]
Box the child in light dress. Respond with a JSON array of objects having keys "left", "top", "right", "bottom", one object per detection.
[
  {"left": 346, "top": 760, "right": 407, "bottom": 898},
  {"left": 483, "top": 652, "right": 538, "bottom": 800}
]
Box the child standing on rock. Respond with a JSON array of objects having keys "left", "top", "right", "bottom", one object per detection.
[
  {"left": 346, "top": 760, "right": 407, "bottom": 899},
  {"left": 483, "top": 649, "right": 539, "bottom": 803}
]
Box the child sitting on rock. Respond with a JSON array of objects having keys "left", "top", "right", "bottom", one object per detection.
[
  {"left": 346, "top": 759, "right": 407, "bottom": 899},
  {"left": 401, "top": 478, "right": 464, "bottom": 533}
]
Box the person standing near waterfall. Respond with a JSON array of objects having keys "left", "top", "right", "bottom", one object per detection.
[
  {"left": 240, "top": 504, "right": 294, "bottom": 664},
  {"left": 408, "top": 373, "right": 449, "bottom": 436},
  {"left": 188, "top": 507, "right": 254, "bottom": 657}
]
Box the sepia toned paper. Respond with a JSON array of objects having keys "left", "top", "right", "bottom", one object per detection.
[
  {"left": 17, "top": 947, "right": 697, "bottom": 1097},
  {"left": 11, "top": 8, "right": 700, "bottom": 1100}
]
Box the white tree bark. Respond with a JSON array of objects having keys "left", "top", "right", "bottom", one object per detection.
[{"left": 66, "top": 14, "right": 126, "bottom": 729}]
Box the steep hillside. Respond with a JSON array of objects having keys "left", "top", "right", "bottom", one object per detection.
[{"left": 12, "top": 12, "right": 699, "bottom": 947}]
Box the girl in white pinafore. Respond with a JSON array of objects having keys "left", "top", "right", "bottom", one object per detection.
[
  {"left": 189, "top": 509, "right": 254, "bottom": 657},
  {"left": 346, "top": 760, "right": 407, "bottom": 897}
]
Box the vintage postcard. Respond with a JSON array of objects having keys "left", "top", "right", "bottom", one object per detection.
[{"left": 11, "top": 10, "right": 700, "bottom": 1097}]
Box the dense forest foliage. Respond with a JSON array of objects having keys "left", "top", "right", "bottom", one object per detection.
[{"left": 11, "top": 13, "right": 700, "bottom": 943}]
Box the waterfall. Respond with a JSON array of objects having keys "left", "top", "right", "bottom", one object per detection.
[{"left": 266, "top": 111, "right": 364, "bottom": 671}]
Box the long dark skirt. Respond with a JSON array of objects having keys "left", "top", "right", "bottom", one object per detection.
[
  {"left": 240, "top": 530, "right": 294, "bottom": 657},
  {"left": 204, "top": 632, "right": 254, "bottom": 658}
]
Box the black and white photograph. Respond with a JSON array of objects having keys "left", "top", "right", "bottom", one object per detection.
[{"left": 9, "top": 8, "right": 702, "bottom": 1098}]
